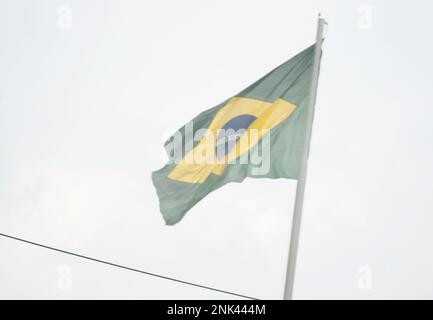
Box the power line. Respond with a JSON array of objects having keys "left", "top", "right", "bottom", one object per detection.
[{"left": 0, "top": 232, "right": 258, "bottom": 300}]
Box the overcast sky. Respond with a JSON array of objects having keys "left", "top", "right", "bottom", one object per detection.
[{"left": 1, "top": 0, "right": 433, "bottom": 299}]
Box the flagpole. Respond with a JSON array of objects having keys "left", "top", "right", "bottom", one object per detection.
[{"left": 283, "top": 15, "right": 326, "bottom": 300}]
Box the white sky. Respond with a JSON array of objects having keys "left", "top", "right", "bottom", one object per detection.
[{"left": 1, "top": 0, "right": 433, "bottom": 299}]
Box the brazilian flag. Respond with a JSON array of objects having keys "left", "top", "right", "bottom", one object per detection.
[{"left": 152, "top": 45, "right": 316, "bottom": 225}]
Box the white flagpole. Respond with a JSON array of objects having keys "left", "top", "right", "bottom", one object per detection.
[{"left": 283, "top": 15, "right": 326, "bottom": 300}]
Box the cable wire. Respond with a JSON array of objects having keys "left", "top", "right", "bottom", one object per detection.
[{"left": 0, "top": 232, "right": 258, "bottom": 300}]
